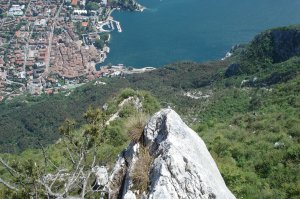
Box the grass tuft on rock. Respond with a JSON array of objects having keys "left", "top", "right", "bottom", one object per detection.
[
  {"left": 126, "top": 113, "right": 149, "bottom": 143},
  {"left": 132, "top": 147, "right": 153, "bottom": 194}
]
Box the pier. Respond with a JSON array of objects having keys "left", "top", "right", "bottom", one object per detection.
[
  {"left": 110, "top": 20, "right": 122, "bottom": 32},
  {"left": 114, "top": 20, "right": 122, "bottom": 32}
]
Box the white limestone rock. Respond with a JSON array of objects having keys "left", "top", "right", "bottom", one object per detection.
[
  {"left": 92, "top": 166, "right": 109, "bottom": 187},
  {"left": 108, "top": 109, "right": 236, "bottom": 199}
]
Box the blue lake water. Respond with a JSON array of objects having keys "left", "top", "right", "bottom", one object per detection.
[{"left": 102, "top": 0, "right": 300, "bottom": 68}]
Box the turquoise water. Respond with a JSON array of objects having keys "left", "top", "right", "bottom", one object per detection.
[{"left": 103, "top": 0, "right": 300, "bottom": 68}]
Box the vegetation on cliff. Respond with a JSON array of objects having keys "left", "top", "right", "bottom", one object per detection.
[{"left": 0, "top": 89, "right": 159, "bottom": 198}]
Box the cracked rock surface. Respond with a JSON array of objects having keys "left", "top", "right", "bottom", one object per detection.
[{"left": 108, "top": 109, "right": 236, "bottom": 199}]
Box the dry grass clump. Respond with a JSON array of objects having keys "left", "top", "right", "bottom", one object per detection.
[
  {"left": 132, "top": 147, "right": 153, "bottom": 193},
  {"left": 125, "top": 113, "right": 149, "bottom": 143}
]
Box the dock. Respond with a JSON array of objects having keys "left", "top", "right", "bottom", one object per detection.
[{"left": 111, "top": 20, "right": 122, "bottom": 32}]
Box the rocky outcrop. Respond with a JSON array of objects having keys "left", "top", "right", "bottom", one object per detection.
[
  {"left": 248, "top": 27, "right": 300, "bottom": 64},
  {"left": 270, "top": 28, "right": 300, "bottom": 63},
  {"left": 108, "top": 109, "right": 235, "bottom": 199},
  {"left": 225, "top": 63, "right": 242, "bottom": 77},
  {"left": 225, "top": 27, "right": 300, "bottom": 77},
  {"left": 92, "top": 166, "right": 109, "bottom": 190}
]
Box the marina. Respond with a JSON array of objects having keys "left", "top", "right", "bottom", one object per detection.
[{"left": 97, "top": 19, "right": 122, "bottom": 33}]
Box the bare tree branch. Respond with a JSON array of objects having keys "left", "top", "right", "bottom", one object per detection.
[
  {"left": 64, "top": 152, "right": 84, "bottom": 195},
  {"left": 50, "top": 169, "right": 68, "bottom": 190},
  {"left": 0, "top": 106, "right": 109, "bottom": 198},
  {"left": 38, "top": 142, "right": 48, "bottom": 169},
  {"left": 64, "top": 140, "right": 76, "bottom": 165},
  {"left": 81, "top": 171, "right": 92, "bottom": 199},
  {"left": 37, "top": 142, "right": 59, "bottom": 170},
  {"left": 0, "top": 177, "right": 18, "bottom": 191},
  {"left": 0, "top": 157, "right": 17, "bottom": 176},
  {"left": 81, "top": 150, "right": 97, "bottom": 198},
  {"left": 38, "top": 179, "right": 63, "bottom": 198}
]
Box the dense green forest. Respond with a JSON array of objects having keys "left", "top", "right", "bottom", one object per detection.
[
  {"left": 0, "top": 60, "right": 228, "bottom": 153},
  {"left": 0, "top": 26, "right": 300, "bottom": 198}
]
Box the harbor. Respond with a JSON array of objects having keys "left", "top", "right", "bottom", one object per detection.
[{"left": 97, "top": 18, "right": 122, "bottom": 33}]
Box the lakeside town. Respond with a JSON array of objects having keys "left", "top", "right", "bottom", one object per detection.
[{"left": 0, "top": 0, "right": 148, "bottom": 102}]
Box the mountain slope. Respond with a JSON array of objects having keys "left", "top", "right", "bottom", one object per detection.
[{"left": 0, "top": 25, "right": 299, "bottom": 198}]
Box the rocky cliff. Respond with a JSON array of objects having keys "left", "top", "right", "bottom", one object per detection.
[
  {"left": 108, "top": 109, "right": 235, "bottom": 199},
  {"left": 254, "top": 27, "right": 300, "bottom": 63}
]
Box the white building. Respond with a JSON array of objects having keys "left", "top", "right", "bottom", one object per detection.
[
  {"left": 102, "top": 0, "right": 107, "bottom": 6},
  {"left": 8, "top": 5, "right": 25, "bottom": 16},
  {"left": 73, "top": 9, "right": 88, "bottom": 15},
  {"left": 10, "top": 5, "right": 25, "bottom": 10},
  {"left": 34, "top": 19, "right": 47, "bottom": 27}
]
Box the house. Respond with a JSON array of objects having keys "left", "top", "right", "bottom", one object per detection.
[
  {"left": 101, "top": 0, "right": 107, "bottom": 6},
  {"left": 8, "top": 5, "right": 25, "bottom": 16},
  {"left": 81, "top": 21, "right": 88, "bottom": 27},
  {"left": 73, "top": 9, "right": 87, "bottom": 15},
  {"left": 71, "top": 0, "right": 78, "bottom": 6}
]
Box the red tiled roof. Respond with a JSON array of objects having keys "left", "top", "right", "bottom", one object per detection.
[
  {"left": 15, "top": 31, "right": 20, "bottom": 37},
  {"left": 71, "top": 0, "right": 78, "bottom": 6},
  {"left": 81, "top": 22, "right": 88, "bottom": 27}
]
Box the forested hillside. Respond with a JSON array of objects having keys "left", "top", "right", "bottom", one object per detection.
[
  {"left": 0, "top": 25, "right": 299, "bottom": 198},
  {"left": 0, "top": 60, "right": 228, "bottom": 152}
]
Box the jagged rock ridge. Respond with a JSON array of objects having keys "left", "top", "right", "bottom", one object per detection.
[{"left": 108, "top": 109, "right": 236, "bottom": 199}]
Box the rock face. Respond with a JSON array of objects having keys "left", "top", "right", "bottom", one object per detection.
[
  {"left": 225, "top": 63, "right": 242, "bottom": 77},
  {"left": 270, "top": 29, "right": 300, "bottom": 63},
  {"left": 248, "top": 27, "right": 300, "bottom": 64},
  {"left": 108, "top": 109, "right": 236, "bottom": 199}
]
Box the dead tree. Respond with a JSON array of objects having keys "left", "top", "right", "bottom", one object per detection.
[{"left": 0, "top": 108, "right": 109, "bottom": 198}]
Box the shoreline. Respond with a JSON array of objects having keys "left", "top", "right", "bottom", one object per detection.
[{"left": 95, "top": 2, "right": 145, "bottom": 69}]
